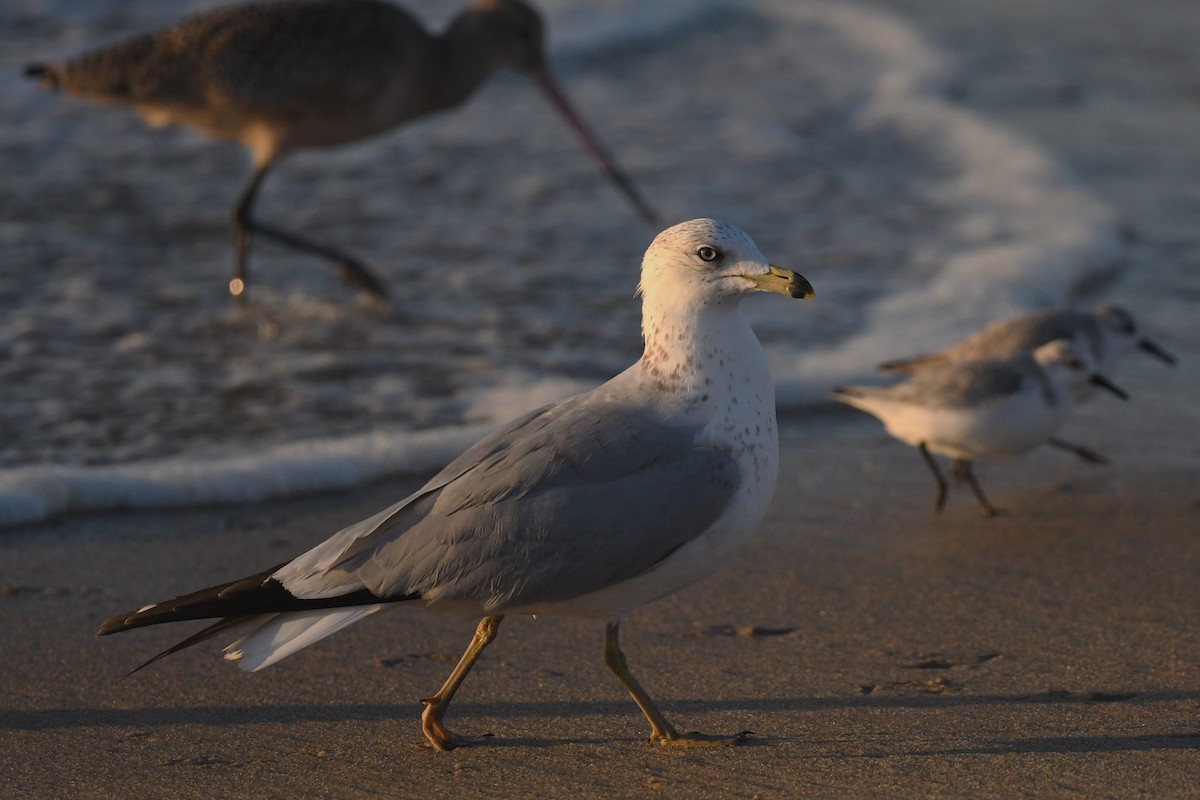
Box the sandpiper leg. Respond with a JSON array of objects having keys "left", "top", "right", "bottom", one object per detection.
[
  {"left": 421, "top": 615, "right": 504, "bottom": 751},
  {"left": 919, "top": 443, "right": 949, "bottom": 514},
  {"left": 1047, "top": 437, "right": 1109, "bottom": 466},
  {"left": 953, "top": 459, "right": 998, "bottom": 517},
  {"left": 231, "top": 162, "right": 390, "bottom": 304},
  {"left": 604, "top": 621, "right": 749, "bottom": 747}
]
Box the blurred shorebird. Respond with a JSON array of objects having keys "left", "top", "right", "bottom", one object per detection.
[
  {"left": 24, "top": 0, "right": 658, "bottom": 305},
  {"left": 877, "top": 305, "right": 1175, "bottom": 464},
  {"left": 837, "top": 340, "right": 1128, "bottom": 517},
  {"left": 94, "top": 219, "right": 814, "bottom": 750}
]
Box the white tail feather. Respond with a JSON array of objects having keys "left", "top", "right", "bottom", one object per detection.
[{"left": 223, "top": 606, "right": 384, "bottom": 672}]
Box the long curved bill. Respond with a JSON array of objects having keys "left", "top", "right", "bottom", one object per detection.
[
  {"left": 1090, "top": 373, "right": 1129, "bottom": 400},
  {"left": 1138, "top": 337, "right": 1177, "bottom": 365},
  {"left": 748, "top": 265, "right": 815, "bottom": 300},
  {"left": 532, "top": 68, "right": 659, "bottom": 225}
]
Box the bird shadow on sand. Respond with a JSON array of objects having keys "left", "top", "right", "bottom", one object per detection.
[
  {"left": 898, "top": 732, "right": 1200, "bottom": 758},
  {"left": 7, "top": 690, "right": 1200, "bottom": 756}
]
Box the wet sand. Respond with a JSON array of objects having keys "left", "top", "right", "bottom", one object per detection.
[{"left": 3, "top": 0, "right": 1199, "bottom": 796}]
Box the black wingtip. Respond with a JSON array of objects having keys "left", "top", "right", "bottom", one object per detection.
[
  {"left": 96, "top": 564, "right": 290, "bottom": 639},
  {"left": 97, "top": 610, "right": 141, "bottom": 637},
  {"left": 97, "top": 562, "right": 418, "bottom": 641}
]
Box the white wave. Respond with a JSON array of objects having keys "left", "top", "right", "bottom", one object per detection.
[{"left": 0, "top": 424, "right": 492, "bottom": 529}]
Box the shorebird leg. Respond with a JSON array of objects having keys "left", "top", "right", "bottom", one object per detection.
[
  {"left": 1046, "top": 437, "right": 1109, "bottom": 466},
  {"left": 919, "top": 443, "right": 949, "bottom": 514},
  {"left": 420, "top": 615, "right": 504, "bottom": 751},
  {"left": 952, "top": 459, "right": 998, "bottom": 517},
  {"left": 231, "top": 162, "right": 390, "bottom": 305},
  {"left": 604, "top": 621, "right": 750, "bottom": 747}
]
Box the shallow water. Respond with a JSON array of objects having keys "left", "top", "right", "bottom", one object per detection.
[{"left": 0, "top": 0, "right": 1118, "bottom": 524}]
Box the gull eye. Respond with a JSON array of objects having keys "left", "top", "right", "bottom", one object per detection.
[{"left": 696, "top": 245, "right": 720, "bottom": 263}]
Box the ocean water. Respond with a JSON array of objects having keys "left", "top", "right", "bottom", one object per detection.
[{"left": 0, "top": 0, "right": 1119, "bottom": 526}]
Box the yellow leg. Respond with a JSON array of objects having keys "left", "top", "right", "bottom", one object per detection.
[
  {"left": 604, "top": 621, "right": 750, "bottom": 747},
  {"left": 421, "top": 615, "right": 503, "bottom": 751}
]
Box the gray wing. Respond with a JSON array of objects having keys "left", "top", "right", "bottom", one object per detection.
[
  {"left": 881, "top": 309, "right": 1093, "bottom": 373},
  {"left": 278, "top": 393, "right": 740, "bottom": 610},
  {"left": 947, "top": 309, "right": 1094, "bottom": 359},
  {"left": 896, "top": 357, "right": 1032, "bottom": 408}
]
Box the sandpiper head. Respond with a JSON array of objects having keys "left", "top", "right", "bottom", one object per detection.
[
  {"left": 1034, "top": 339, "right": 1128, "bottom": 401},
  {"left": 1093, "top": 304, "right": 1176, "bottom": 366},
  {"left": 1093, "top": 304, "right": 1139, "bottom": 351},
  {"left": 1033, "top": 338, "right": 1095, "bottom": 373},
  {"left": 1093, "top": 304, "right": 1136, "bottom": 335},
  {"left": 638, "top": 219, "right": 814, "bottom": 308}
]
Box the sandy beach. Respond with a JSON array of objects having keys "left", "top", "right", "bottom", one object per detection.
[{"left": 3, "top": 0, "right": 1198, "bottom": 797}]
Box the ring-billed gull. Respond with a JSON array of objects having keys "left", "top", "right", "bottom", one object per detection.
[
  {"left": 835, "top": 340, "right": 1127, "bottom": 517},
  {"left": 98, "top": 218, "right": 814, "bottom": 749},
  {"left": 25, "top": 0, "right": 657, "bottom": 304}
]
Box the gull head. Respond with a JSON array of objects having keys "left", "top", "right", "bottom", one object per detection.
[
  {"left": 638, "top": 219, "right": 814, "bottom": 311},
  {"left": 1033, "top": 339, "right": 1128, "bottom": 401}
]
